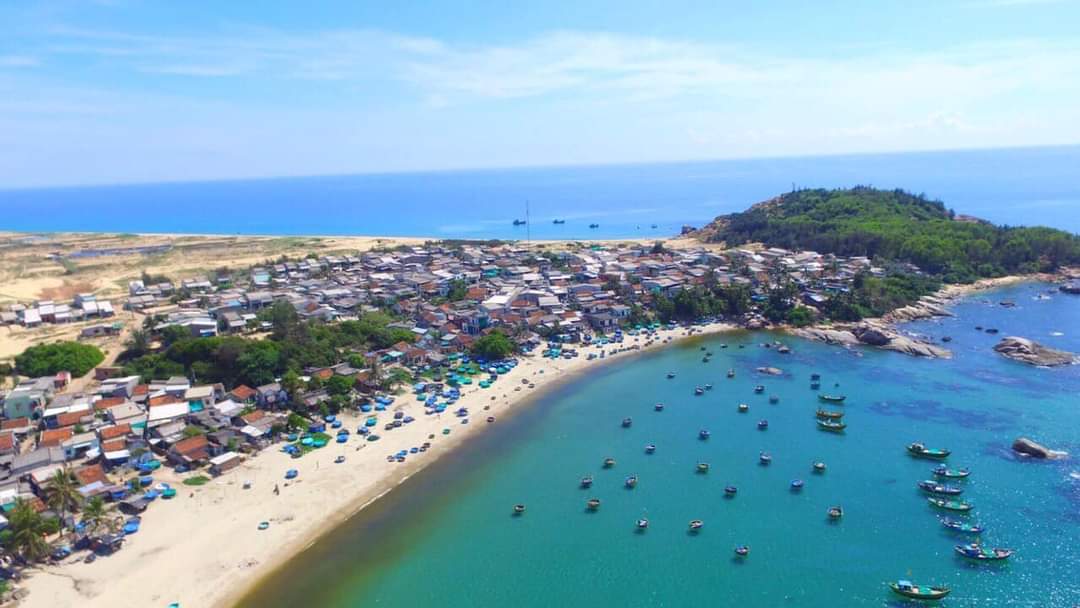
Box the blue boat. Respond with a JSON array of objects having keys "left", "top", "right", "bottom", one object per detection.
[
  {"left": 285, "top": 469, "right": 299, "bottom": 480},
  {"left": 336, "top": 435, "right": 347, "bottom": 443},
  {"left": 122, "top": 518, "right": 141, "bottom": 535}
]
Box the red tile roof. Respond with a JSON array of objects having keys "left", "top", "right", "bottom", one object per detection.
[
  {"left": 240, "top": 410, "right": 266, "bottom": 424},
  {"left": 98, "top": 423, "right": 131, "bottom": 441},
  {"left": 0, "top": 432, "right": 15, "bottom": 452},
  {"left": 0, "top": 417, "right": 31, "bottom": 431},
  {"left": 101, "top": 438, "right": 126, "bottom": 452},
  {"left": 39, "top": 427, "right": 74, "bottom": 447},
  {"left": 229, "top": 385, "right": 256, "bottom": 401},
  {"left": 55, "top": 411, "right": 87, "bottom": 428},
  {"left": 149, "top": 395, "right": 182, "bottom": 407},
  {"left": 172, "top": 434, "right": 209, "bottom": 456},
  {"left": 75, "top": 464, "right": 108, "bottom": 486},
  {"left": 95, "top": 397, "right": 126, "bottom": 410}
]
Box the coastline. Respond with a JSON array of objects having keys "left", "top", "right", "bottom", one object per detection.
[{"left": 20, "top": 321, "right": 737, "bottom": 608}]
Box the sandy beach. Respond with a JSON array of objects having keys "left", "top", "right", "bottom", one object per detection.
[{"left": 20, "top": 321, "right": 736, "bottom": 608}]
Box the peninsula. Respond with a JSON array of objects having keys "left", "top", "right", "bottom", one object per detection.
[{"left": 1, "top": 187, "right": 1078, "bottom": 607}]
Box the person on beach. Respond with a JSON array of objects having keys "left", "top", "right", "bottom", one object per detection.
[{"left": 274, "top": 484, "right": 280, "bottom": 496}]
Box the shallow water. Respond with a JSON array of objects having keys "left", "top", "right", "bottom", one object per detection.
[{"left": 238, "top": 284, "right": 1080, "bottom": 607}]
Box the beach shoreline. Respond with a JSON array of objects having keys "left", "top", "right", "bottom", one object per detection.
[{"left": 20, "top": 321, "right": 737, "bottom": 608}]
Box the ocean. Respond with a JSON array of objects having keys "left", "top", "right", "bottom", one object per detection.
[
  {"left": 1, "top": 145, "right": 1079, "bottom": 238},
  {"left": 237, "top": 283, "right": 1080, "bottom": 607}
]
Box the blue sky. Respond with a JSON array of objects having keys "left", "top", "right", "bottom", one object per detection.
[{"left": 2, "top": 0, "right": 1079, "bottom": 187}]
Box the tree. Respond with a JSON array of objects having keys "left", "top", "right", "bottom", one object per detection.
[
  {"left": 325, "top": 374, "right": 355, "bottom": 397},
  {"left": 15, "top": 342, "right": 104, "bottom": 378},
  {"left": 3, "top": 499, "right": 52, "bottom": 562},
  {"left": 785, "top": 306, "right": 814, "bottom": 327},
  {"left": 43, "top": 468, "right": 81, "bottom": 533},
  {"left": 123, "top": 329, "right": 150, "bottom": 358},
  {"left": 385, "top": 367, "right": 413, "bottom": 391},
  {"left": 182, "top": 425, "right": 205, "bottom": 438},
  {"left": 81, "top": 496, "right": 108, "bottom": 535},
  {"left": 471, "top": 331, "right": 514, "bottom": 360}
]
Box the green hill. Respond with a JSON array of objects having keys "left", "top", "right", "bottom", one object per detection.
[{"left": 694, "top": 187, "right": 1080, "bottom": 282}]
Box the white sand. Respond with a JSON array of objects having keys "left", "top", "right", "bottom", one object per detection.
[{"left": 21, "top": 322, "right": 736, "bottom": 608}]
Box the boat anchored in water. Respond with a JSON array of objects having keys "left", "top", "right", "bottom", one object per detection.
[
  {"left": 622, "top": 417, "right": 633, "bottom": 428},
  {"left": 636, "top": 518, "right": 649, "bottom": 530},
  {"left": 734, "top": 545, "right": 750, "bottom": 557},
  {"left": 927, "top": 497, "right": 972, "bottom": 512},
  {"left": 738, "top": 403, "right": 749, "bottom": 413},
  {"left": 918, "top": 480, "right": 963, "bottom": 496},
  {"left": 932, "top": 465, "right": 970, "bottom": 478},
  {"left": 888, "top": 580, "right": 951, "bottom": 601},
  {"left": 644, "top": 444, "right": 656, "bottom": 454},
  {"left": 816, "top": 419, "right": 846, "bottom": 433},
  {"left": 696, "top": 462, "right": 710, "bottom": 473},
  {"left": 654, "top": 403, "right": 664, "bottom": 412},
  {"left": 580, "top": 475, "right": 594, "bottom": 488},
  {"left": 727, "top": 369, "right": 736, "bottom": 378},
  {"left": 513, "top": 504, "right": 527, "bottom": 515},
  {"left": 757, "top": 419, "right": 768, "bottom": 430},
  {"left": 813, "top": 461, "right": 827, "bottom": 473},
  {"left": 603, "top": 457, "right": 616, "bottom": 468},
  {"left": 586, "top": 498, "right": 602, "bottom": 511},
  {"left": 759, "top": 452, "right": 772, "bottom": 465},
  {"left": 908, "top": 443, "right": 951, "bottom": 460},
  {"left": 818, "top": 394, "right": 846, "bottom": 403},
  {"left": 625, "top": 475, "right": 638, "bottom": 489},
  {"left": 699, "top": 429, "right": 711, "bottom": 440},
  {"left": 724, "top": 485, "right": 738, "bottom": 497},
  {"left": 827, "top": 505, "right": 844, "bottom": 520},
  {"left": 955, "top": 543, "right": 1013, "bottom": 561},
  {"left": 694, "top": 387, "right": 704, "bottom": 395},
  {"left": 941, "top": 518, "right": 985, "bottom": 534},
  {"left": 689, "top": 519, "right": 704, "bottom": 532}
]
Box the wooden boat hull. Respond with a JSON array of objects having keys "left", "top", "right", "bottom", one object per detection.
[
  {"left": 818, "top": 394, "right": 846, "bottom": 403},
  {"left": 889, "top": 583, "right": 950, "bottom": 600},
  {"left": 816, "top": 420, "right": 846, "bottom": 432},
  {"left": 816, "top": 409, "right": 844, "bottom": 419},
  {"left": 928, "top": 498, "right": 972, "bottom": 512},
  {"left": 908, "top": 446, "right": 950, "bottom": 460}
]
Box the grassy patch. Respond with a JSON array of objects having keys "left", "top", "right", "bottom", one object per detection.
[{"left": 182, "top": 475, "right": 211, "bottom": 486}]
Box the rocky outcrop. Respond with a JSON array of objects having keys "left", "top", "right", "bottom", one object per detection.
[
  {"left": 1012, "top": 437, "right": 1069, "bottom": 460},
  {"left": 993, "top": 337, "right": 1076, "bottom": 367},
  {"left": 791, "top": 323, "right": 951, "bottom": 359},
  {"left": 883, "top": 296, "right": 954, "bottom": 323}
]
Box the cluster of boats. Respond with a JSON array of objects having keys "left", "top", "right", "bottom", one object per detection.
[{"left": 890, "top": 442, "right": 1014, "bottom": 598}]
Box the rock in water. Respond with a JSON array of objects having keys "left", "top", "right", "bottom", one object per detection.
[
  {"left": 1012, "top": 437, "right": 1069, "bottom": 460},
  {"left": 993, "top": 336, "right": 1076, "bottom": 366}
]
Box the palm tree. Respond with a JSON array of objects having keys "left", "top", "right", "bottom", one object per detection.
[
  {"left": 80, "top": 497, "right": 108, "bottom": 535},
  {"left": 4, "top": 499, "right": 51, "bottom": 563},
  {"left": 44, "top": 469, "right": 81, "bottom": 534},
  {"left": 125, "top": 329, "right": 150, "bottom": 357}
]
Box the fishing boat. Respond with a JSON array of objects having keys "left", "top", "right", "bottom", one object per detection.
[
  {"left": 636, "top": 518, "right": 649, "bottom": 530},
  {"left": 580, "top": 475, "right": 594, "bottom": 488},
  {"left": 810, "top": 373, "right": 821, "bottom": 381},
  {"left": 704, "top": 383, "right": 713, "bottom": 390},
  {"left": 818, "top": 394, "right": 846, "bottom": 403},
  {"left": 699, "top": 429, "right": 711, "bottom": 440},
  {"left": 603, "top": 457, "right": 616, "bottom": 468},
  {"left": 667, "top": 371, "right": 676, "bottom": 379},
  {"left": 694, "top": 387, "right": 704, "bottom": 396},
  {"left": 513, "top": 504, "right": 526, "bottom": 515},
  {"left": 586, "top": 498, "right": 602, "bottom": 511},
  {"left": 759, "top": 452, "right": 772, "bottom": 465},
  {"left": 757, "top": 419, "right": 768, "bottom": 430},
  {"left": 622, "top": 417, "right": 633, "bottom": 428},
  {"left": 724, "top": 485, "right": 738, "bottom": 496},
  {"left": 589, "top": 223, "right": 599, "bottom": 229},
  {"left": 284, "top": 469, "right": 299, "bottom": 480},
  {"left": 512, "top": 219, "right": 527, "bottom": 226},
  {"left": 888, "top": 580, "right": 951, "bottom": 600},
  {"left": 954, "top": 543, "right": 1013, "bottom": 561},
  {"left": 827, "top": 505, "right": 844, "bottom": 519},
  {"left": 689, "top": 519, "right": 704, "bottom": 531},
  {"left": 918, "top": 480, "right": 963, "bottom": 496},
  {"left": 654, "top": 403, "right": 665, "bottom": 411},
  {"left": 927, "top": 497, "right": 972, "bottom": 512},
  {"left": 813, "top": 461, "right": 827, "bottom": 473},
  {"left": 258, "top": 521, "right": 270, "bottom": 531},
  {"left": 625, "top": 475, "right": 638, "bottom": 488},
  {"left": 790, "top": 479, "right": 804, "bottom": 491},
  {"left": 754, "top": 385, "right": 765, "bottom": 393},
  {"left": 552, "top": 219, "right": 566, "bottom": 224},
  {"left": 727, "top": 369, "right": 736, "bottom": 378},
  {"left": 769, "top": 395, "right": 779, "bottom": 404},
  {"left": 941, "top": 518, "right": 985, "bottom": 534},
  {"left": 738, "top": 403, "right": 749, "bottom": 413},
  {"left": 810, "top": 381, "right": 821, "bottom": 390},
  {"left": 816, "top": 419, "right": 846, "bottom": 432},
  {"left": 932, "top": 465, "right": 970, "bottom": 478},
  {"left": 908, "top": 443, "right": 951, "bottom": 460},
  {"left": 816, "top": 409, "right": 844, "bottom": 420},
  {"left": 696, "top": 462, "right": 710, "bottom": 473},
  {"left": 734, "top": 545, "right": 750, "bottom": 557},
  {"left": 334, "top": 455, "right": 346, "bottom": 464},
  {"left": 644, "top": 444, "right": 656, "bottom": 454}
]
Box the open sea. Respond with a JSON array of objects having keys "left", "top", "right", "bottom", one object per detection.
[
  {"left": 1, "top": 145, "right": 1079, "bottom": 238},
  {"left": 237, "top": 283, "right": 1080, "bottom": 608}
]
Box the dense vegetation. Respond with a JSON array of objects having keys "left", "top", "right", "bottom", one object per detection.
[
  {"left": 701, "top": 187, "right": 1080, "bottom": 283},
  {"left": 15, "top": 341, "right": 104, "bottom": 378},
  {"left": 652, "top": 284, "right": 752, "bottom": 323},
  {"left": 471, "top": 331, "right": 515, "bottom": 360},
  {"left": 120, "top": 301, "right": 415, "bottom": 388}
]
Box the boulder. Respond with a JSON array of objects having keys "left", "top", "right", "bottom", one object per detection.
[
  {"left": 852, "top": 324, "right": 891, "bottom": 346},
  {"left": 1012, "top": 437, "right": 1068, "bottom": 460},
  {"left": 993, "top": 337, "right": 1076, "bottom": 367}
]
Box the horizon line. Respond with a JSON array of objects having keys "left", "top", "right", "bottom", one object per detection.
[{"left": 2, "top": 141, "right": 1079, "bottom": 194}]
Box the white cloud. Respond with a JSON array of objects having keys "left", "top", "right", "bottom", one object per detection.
[{"left": 0, "top": 55, "right": 40, "bottom": 68}]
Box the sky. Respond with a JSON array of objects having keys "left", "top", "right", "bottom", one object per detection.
[{"left": 1, "top": 0, "right": 1079, "bottom": 188}]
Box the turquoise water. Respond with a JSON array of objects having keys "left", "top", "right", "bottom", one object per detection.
[{"left": 238, "top": 284, "right": 1080, "bottom": 607}]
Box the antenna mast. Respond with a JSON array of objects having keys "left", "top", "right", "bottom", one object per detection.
[{"left": 526, "top": 200, "right": 531, "bottom": 247}]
